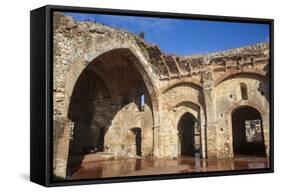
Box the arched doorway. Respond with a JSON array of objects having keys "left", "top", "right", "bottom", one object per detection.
[
  {"left": 178, "top": 112, "right": 200, "bottom": 157},
  {"left": 232, "top": 106, "right": 266, "bottom": 157},
  {"left": 67, "top": 49, "right": 154, "bottom": 166},
  {"left": 130, "top": 128, "right": 142, "bottom": 156}
]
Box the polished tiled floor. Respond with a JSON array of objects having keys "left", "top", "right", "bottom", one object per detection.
[{"left": 67, "top": 156, "right": 269, "bottom": 180}]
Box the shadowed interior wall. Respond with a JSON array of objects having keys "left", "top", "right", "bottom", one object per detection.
[
  {"left": 67, "top": 49, "right": 154, "bottom": 162},
  {"left": 215, "top": 76, "right": 269, "bottom": 158},
  {"left": 52, "top": 13, "right": 270, "bottom": 178},
  {"left": 232, "top": 106, "right": 266, "bottom": 157}
]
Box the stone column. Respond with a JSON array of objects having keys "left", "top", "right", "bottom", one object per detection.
[
  {"left": 153, "top": 125, "right": 161, "bottom": 157},
  {"left": 202, "top": 70, "right": 218, "bottom": 158},
  {"left": 200, "top": 109, "right": 207, "bottom": 159},
  {"left": 263, "top": 113, "right": 270, "bottom": 158},
  {"left": 53, "top": 118, "right": 72, "bottom": 179}
]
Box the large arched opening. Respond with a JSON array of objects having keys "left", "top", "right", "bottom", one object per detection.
[
  {"left": 178, "top": 112, "right": 200, "bottom": 157},
  {"left": 66, "top": 48, "right": 155, "bottom": 168},
  {"left": 232, "top": 106, "right": 266, "bottom": 157}
]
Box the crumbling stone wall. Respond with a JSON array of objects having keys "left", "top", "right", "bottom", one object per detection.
[
  {"left": 103, "top": 82, "right": 154, "bottom": 158},
  {"left": 215, "top": 77, "right": 269, "bottom": 158},
  {"left": 158, "top": 83, "right": 206, "bottom": 158},
  {"left": 53, "top": 13, "right": 161, "bottom": 178},
  {"left": 53, "top": 12, "right": 270, "bottom": 178}
]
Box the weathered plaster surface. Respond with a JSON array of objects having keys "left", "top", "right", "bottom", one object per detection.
[{"left": 53, "top": 13, "right": 270, "bottom": 178}]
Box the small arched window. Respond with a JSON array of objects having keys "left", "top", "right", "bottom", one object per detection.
[
  {"left": 138, "top": 94, "right": 145, "bottom": 111},
  {"left": 240, "top": 83, "right": 248, "bottom": 100}
]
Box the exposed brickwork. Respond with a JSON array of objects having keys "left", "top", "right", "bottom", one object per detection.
[{"left": 53, "top": 13, "right": 270, "bottom": 178}]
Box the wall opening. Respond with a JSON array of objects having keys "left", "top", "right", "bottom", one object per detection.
[
  {"left": 130, "top": 128, "right": 142, "bottom": 156},
  {"left": 97, "top": 127, "right": 105, "bottom": 151},
  {"left": 138, "top": 94, "right": 145, "bottom": 111},
  {"left": 178, "top": 112, "right": 200, "bottom": 157},
  {"left": 66, "top": 49, "right": 154, "bottom": 170},
  {"left": 232, "top": 106, "right": 266, "bottom": 157},
  {"left": 240, "top": 83, "right": 248, "bottom": 100}
]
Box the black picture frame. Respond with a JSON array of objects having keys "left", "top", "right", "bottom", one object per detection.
[{"left": 30, "top": 4, "right": 274, "bottom": 187}]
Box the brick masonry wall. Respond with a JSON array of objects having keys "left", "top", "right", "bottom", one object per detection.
[{"left": 53, "top": 13, "right": 270, "bottom": 178}]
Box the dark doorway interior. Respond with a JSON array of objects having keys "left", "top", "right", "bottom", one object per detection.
[
  {"left": 97, "top": 127, "right": 105, "bottom": 152},
  {"left": 178, "top": 112, "right": 197, "bottom": 157},
  {"left": 131, "top": 128, "right": 142, "bottom": 156},
  {"left": 232, "top": 106, "right": 266, "bottom": 157}
]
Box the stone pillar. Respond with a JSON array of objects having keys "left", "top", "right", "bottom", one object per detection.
[
  {"left": 153, "top": 125, "right": 161, "bottom": 157},
  {"left": 263, "top": 114, "right": 270, "bottom": 158},
  {"left": 200, "top": 109, "right": 207, "bottom": 159},
  {"left": 53, "top": 118, "right": 72, "bottom": 179},
  {"left": 202, "top": 70, "right": 218, "bottom": 158}
]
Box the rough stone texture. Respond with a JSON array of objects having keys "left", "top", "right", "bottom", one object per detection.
[{"left": 53, "top": 12, "right": 270, "bottom": 178}]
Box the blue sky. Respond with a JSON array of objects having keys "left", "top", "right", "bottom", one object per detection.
[{"left": 63, "top": 12, "right": 270, "bottom": 56}]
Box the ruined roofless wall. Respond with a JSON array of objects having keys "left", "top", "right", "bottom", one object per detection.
[{"left": 53, "top": 12, "right": 270, "bottom": 178}]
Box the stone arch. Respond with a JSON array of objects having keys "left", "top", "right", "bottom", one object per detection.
[
  {"left": 67, "top": 48, "right": 158, "bottom": 140},
  {"left": 214, "top": 71, "right": 266, "bottom": 87},
  {"left": 169, "top": 100, "right": 203, "bottom": 111},
  {"left": 54, "top": 43, "right": 160, "bottom": 178},
  {"left": 163, "top": 81, "right": 205, "bottom": 113},
  {"left": 177, "top": 112, "right": 198, "bottom": 157},
  {"left": 170, "top": 101, "right": 207, "bottom": 158},
  {"left": 161, "top": 80, "right": 203, "bottom": 94},
  {"left": 226, "top": 101, "right": 270, "bottom": 157},
  {"left": 64, "top": 47, "right": 160, "bottom": 123}
]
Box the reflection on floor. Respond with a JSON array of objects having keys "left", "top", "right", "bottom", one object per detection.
[{"left": 67, "top": 156, "right": 269, "bottom": 180}]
